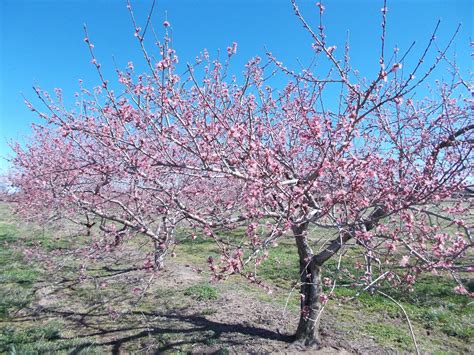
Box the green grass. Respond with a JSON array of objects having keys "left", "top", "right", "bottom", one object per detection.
[
  {"left": 0, "top": 219, "right": 39, "bottom": 319},
  {"left": 184, "top": 283, "right": 219, "bottom": 301},
  {"left": 201, "top": 307, "right": 218, "bottom": 316},
  {"left": 0, "top": 285, "right": 32, "bottom": 319},
  {"left": 174, "top": 234, "right": 220, "bottom": 265},
  {"left": 235, "top": 234, "right": 473, "bottom": 351},
  {"left": 0, "top": 203, "right": 471, "bottom": 353},
  {"left": 328, "top": 270, "right": 473, "bottom": 342},
  {"left": 0, "top": 322, "right": 92, "bottom": 353},
  {"left": 363, "top": 323, "right": 412, "bottom": 349},
  {"left": 0, "top": 204, "right": 94, "bottom": 352},
  {"left": 0, "top": 322, "right": 60, "bottom": 350},
  {"left": 256, "top": 240, "right": 299, "bottom": 286},
  {"left": 375, "top": 276, "right": 473, "bottom": 340}
]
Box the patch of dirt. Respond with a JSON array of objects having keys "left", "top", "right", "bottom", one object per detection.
[
  {"left": 184, "top": 287, "right": 355, "bottom": 354},
  {"left": 160, "top": 262, "right": 204, "bottom": 287},
  {"left": 33, "top": 286, "right": 61, "bottom": 309}
]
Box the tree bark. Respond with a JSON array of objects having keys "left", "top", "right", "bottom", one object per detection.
[
  {"left": 293, "top": 223, "right": 322, "bottom": 347},
  {"left": 152, "top": 217, "right": 175, "bottom": 271},
  {"left": 153, "top": 240, "right": 166, "bottom": 270}
]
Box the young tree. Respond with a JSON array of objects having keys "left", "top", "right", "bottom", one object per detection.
[{"left": 10, "top": 0, "right": 473, "bottom": 348}]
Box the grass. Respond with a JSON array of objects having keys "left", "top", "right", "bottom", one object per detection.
[
  {"left": 174, "top": 234, "right": 220, "bottom": 265},
  {"left": 0, "top": 205, "right": 96, "bottom": 353},
  {"left": 0, "top": 221, "right": 39, "bottom": 319},
  {"left": 363, "top": 323, "right": 412, "bottom": 349},
  {"left": 234, "top": 234, "right": 473, "bottom": 350},
  {"left": 0, "top": 203, "right": 472, "bottom": 353},
  {"left": 184, "top": 283, "right": 219, "bottom": 301},
  {"left": 257, "top": 240, "right": 299, "bottom": 287},
  {"left": 1, "top": 322, "right": 59, "bottom": 352},
  {"left": 201, "top": 307, "right": 218, "bottom": 316}
]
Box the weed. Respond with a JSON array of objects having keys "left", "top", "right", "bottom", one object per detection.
[
  {"left": 0, "top": 285, "right": 32, "bottom": 318},
  {"left": 256, "top": 241, "right": 298, "bottom": 286},
  {"left": 184, "top": 283, "right": 219, "bottom": 301}
]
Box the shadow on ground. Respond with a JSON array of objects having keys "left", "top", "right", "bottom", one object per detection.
[{"left": 4, "top": 261, "right": 314, "bottom": 354}]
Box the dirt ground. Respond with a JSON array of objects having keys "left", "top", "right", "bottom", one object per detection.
[
  {"left": 20, "top": 253, "right": 387, "bottom": 354},
  {"left": 2, "top": 209, "right": 471, "bottom": 354}
]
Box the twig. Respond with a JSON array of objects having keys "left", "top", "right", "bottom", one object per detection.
[{"left": 351, "top": 271, "right": 390, "bottom": 299}]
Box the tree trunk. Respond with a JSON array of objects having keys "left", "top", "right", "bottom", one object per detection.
[
  {"left": 365, "top": 250, "right": 375, "bottom": 295},
  {"left": 293, "top": 223, "right": 322, "bottom": 347},
  {"left": 153, "top": 240, "right": 165, "bottom": 270}
]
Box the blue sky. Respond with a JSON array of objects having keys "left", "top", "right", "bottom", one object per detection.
[{"left": 0, "top": 0, "right": 472, "bottom": 173}]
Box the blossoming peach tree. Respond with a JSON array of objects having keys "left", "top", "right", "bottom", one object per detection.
[{"left": 9, "top": 0, "right": 473, "bottom": 347}]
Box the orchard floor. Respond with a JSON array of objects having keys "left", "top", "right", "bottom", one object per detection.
[{"left": 0, "top": 204, "right": 472, "bottom": 354}]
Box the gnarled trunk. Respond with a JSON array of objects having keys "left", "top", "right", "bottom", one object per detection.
[
  {"left": 289, "top": 208, "right": 386, "bottom": 346},
  {"left": 293, "top": 223, "right": 322, "bottom": 347},
  {"left": 295, "top": 259, "right": 322, "bottom": 345}
]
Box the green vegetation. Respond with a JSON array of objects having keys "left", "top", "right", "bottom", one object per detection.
[
  {"left": 363, "top": 323, "right": 412, "bottom": 349},
  {"left": 0, "top": 220, "right": 39, "bottom": 319},
  {"left": 247, "top": 235, "right": 473, "bottom": 344},
  {"left": 184, "top": 283, "right": 219, "bottom": 301},
  {"left": 257, "top": 240, "right": 299, "bottom": 286},
  {"left": 0, "top": 322, "right": 91, "bottom": 353},
  {"left": 0, "top": 203, "right": 472, "bottom": 353}
]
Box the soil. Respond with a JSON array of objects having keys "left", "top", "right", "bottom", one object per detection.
[
  {"left": 26, "top": 256, "right": 388, "bottom": 354},
  {"left": 2, "top": 208, "right": 470, "bottom": 354}
]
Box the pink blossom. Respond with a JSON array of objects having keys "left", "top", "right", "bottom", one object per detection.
[
  {"left": 227, "top": 42, "right": 237, "bottom": 56},
  {"left": 399, "top": 255, "right": 410, "bottom": 267},
  {"left": 327, "top": 45, "right": 336, "bottom": 55},
  {"left": 391, "top": 63, "right": 402, "bottom": 72},
  {"left": 319, "top": 294, "right": 329, "bottom": 304},
  {"left": 454, "top": 285, "right": 468, "bottom": 295}
]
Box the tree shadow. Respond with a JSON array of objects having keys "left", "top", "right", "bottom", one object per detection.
[
  {"left": 4, "top": 246, "right": 294, "bottom": 353},
  {"left": 31, "top": 307, "right": 293, "bottom": 354}
]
